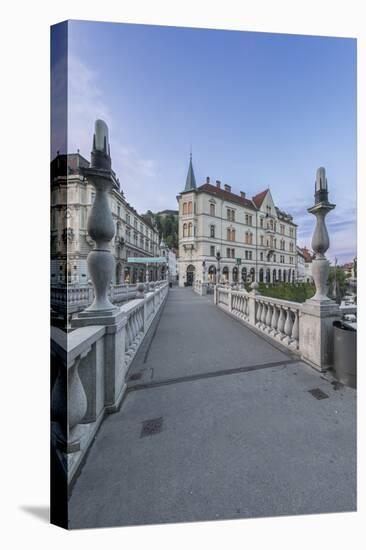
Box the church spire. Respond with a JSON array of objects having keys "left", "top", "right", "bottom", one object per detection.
[{"left": 184, "top": 152, "right": 197, "bottom": 191}]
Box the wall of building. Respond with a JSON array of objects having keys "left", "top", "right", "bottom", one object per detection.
[
  {"left": 178, "top": 186, "right": 297, "bottom": 286},
  {"left": 51, "top": 155, "right": 161, "bottom": 286}
]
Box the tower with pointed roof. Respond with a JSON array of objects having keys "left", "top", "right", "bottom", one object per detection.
[
  {"left": 184, "top": 153, "right": 197, "bottom": 192},
  {"left": 177, "top": 154, "right": 298, "bottom": 288}
]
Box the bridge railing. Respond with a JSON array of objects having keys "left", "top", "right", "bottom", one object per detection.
[
  {"left": 193, "top": 280, "right": 208, "bottom": 296},
  {"left": 214, "top": 285, "right": 317, "bottom": 357},
  {"left": 51, "top": 281, "right": 167, "bottom": 314},
  {"left": 51, "top": 280, "right": 169, "bottom": 484}
]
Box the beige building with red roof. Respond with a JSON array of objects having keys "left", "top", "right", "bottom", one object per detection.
[{"left": 178, "top": 156, "right": 298, "bottom": 286}]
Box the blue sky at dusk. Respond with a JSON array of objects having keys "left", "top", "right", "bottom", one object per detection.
[{"left": 52, "top": 20, "right": 356, "bottom": 263}]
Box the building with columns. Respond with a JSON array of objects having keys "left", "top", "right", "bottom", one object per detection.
[
  {"left": 51, "top": 153, "right": 161, "bottom": 286},
  {"left": 177, "top": 156, "right": 298, "bottom": 286}
]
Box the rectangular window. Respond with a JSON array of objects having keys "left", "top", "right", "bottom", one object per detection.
[
  {"left": 210, "top": 203, "right": 215, "bottom": 216},
  {"left": 210, "top": 225, "right": 215, "bottom": 238},
  {"left": 227, "top": 248, "right": 231, "bottom": 258},
  {"left": 260, "top": 217, "right": 264, "bottom": 228},
  {"left": 260, "top": 252, "right": 263, "bottom": 261},
  {"left": 210, "top": 245, "right": 215, "bottom": 256},
  {"left": 260, "top": 235, "right": 264, "bottom": 246}
]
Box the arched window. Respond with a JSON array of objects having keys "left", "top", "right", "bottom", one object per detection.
[
  {"left": 273, "top": 269, "right": 277, "bottom": 283},
  {"left": 183, "top": 223, "right": 187, "bottom": 237},
  {"left": 188, "top": 201, "right": 193, "bottom": 214},
  {"left": 183, "top": 202, "right": 187, "bottom": 215},
  {"left": 278, "top": 269, "right": 282, "bottom": 282},
  {"left": 232, "top": 267, "right": 239, "bottom": 282},
  {"left": 210, "top": 203, "right": 215, "bottom": 216},
  {"left": 259, "top": 268, "right": 264, "bottom": 283},
  {"left": 242, "top": 267, "right": 247, "bottom": 282},
  {"left": 188, "top": 222, "right": 193, "bottom": 237}
]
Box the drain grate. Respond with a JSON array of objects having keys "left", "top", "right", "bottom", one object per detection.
[
  {"left": 129, "top": 372, "right": 143, "bottom": 381},
  {"left": 140, "top": 417, "right": 164, "bottom": 438},
  {"left": 308, "top": 388, "right": 329, "bottom": 400}
]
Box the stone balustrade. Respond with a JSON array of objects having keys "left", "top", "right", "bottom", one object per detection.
[
  {"left": 51, "top": 280, "right": 169, "bottom": 485},
  {"left": 193, "top": 280, "right": 208, "bottom": 296},
  {"left": 50, "top": 282, "right": 167, "bottom": 315},
  {"left": 214, "top": 285, "right": 329, "bottom": 360}
]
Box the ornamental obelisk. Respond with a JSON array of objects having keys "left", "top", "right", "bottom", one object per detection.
[
  {"left": 80, "top": 119, "right": 117, "bottom": 315},
  {"left": 299, "top": 167, "right": 340, "bottom": 371}
]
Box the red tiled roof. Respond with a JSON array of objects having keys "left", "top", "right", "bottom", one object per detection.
[
  {"left": 252, "top": 189, "right": 268, "bottom": 208},
  {"left": 197, "top": 183, "right": 257, "bottom": 210},
  {"left": 298, "top": 246, "right": 313, "bottom": 262}
]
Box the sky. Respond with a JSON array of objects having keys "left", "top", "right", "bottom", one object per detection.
[{"left": 52, "top": 20, "right": 357, "bottom": 263}]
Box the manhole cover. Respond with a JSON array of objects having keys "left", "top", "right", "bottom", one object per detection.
[
  {"left": 129, "top": 372, "right": 142, "bottom": 381},
  {"left": 140, "top": 417, "right": 164, "bottom": 438},
  {"left": 308, "top": 388, "right": 329, "bottom": 400}
]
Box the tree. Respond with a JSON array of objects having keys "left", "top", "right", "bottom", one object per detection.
[{"left": 327, "top": 266, "right": 347, "bottom": 301}]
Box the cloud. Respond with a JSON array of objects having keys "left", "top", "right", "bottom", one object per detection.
[{"left": 67, "top": 55, "right": 160, "bottom": 212}]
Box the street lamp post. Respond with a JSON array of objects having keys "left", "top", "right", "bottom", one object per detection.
[{"left": 216, "top": 249, "right": 221, "bottom": 284}]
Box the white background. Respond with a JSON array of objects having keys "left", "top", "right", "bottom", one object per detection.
[{"left": 0, "top": 1, "right": 364, "bottom": 548}]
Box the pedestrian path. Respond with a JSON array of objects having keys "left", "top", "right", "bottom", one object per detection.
[{"left": 69, "top": 288, "right": 356, "bottom": 529}]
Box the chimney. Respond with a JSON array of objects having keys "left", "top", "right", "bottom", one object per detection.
[
  {"left": 224, "top": 184, "right": 231, "bottom": 192},
  {"left": 240, "top": 191, "right": 246, "bottom": 199},
  {"left": 216, "top": 180, "right": 221, "bottom": 188}
]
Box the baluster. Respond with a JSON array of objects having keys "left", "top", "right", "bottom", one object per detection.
[
  {"left": 265, "top": 303, "right": 272, "bottom": 332},
  {"left": 256, "top": 301, "right": 262, "bottom": 326},
  {"left": 270, "top": 305, "right": 279, "bottom": 336},
  {"left": 277, "top": 306, "right": 286, "bottom": 339},
  {"left": 290, "top": 309, "right": 299, "bottom": 349},
  {"left": 282, "top": 308, "right": 294, "bottom": 345},
  {"left": 260, "top": 302, "right": 267, "bottom": 329}
]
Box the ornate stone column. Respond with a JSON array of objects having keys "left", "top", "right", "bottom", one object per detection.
[
  {"left": 307, "top": 167, "right": 335, "bottom": 301},
  {"left": 299, "top": 167, "right": 341, "bottom": 371},
  {"left": 72, "top": 120, "right": 128, "bottom": 411},
  {"left": 80, "top": 119, "right": 117, "bottom": 315}
]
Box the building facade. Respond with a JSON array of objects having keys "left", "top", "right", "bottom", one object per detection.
[
  {"left": 159, "top": 239, "right": 178, "bottom": 283},
  {"left": 51, "top": 153, "right": 161, "bottom": 286},
  {"left": 297, "top": 246, "right": 313, "bottom": 282},
  {"left": 178, "top": 156, "right": 298, "bottom": 286}
]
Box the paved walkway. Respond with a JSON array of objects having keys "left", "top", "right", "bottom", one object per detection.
[{"left": 69, "top": 287, "right": 356, "bottom": 529}]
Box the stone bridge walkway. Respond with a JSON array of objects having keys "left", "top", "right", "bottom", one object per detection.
[{"left": 69, "top": 287, "right": 356, "bottom": 529}]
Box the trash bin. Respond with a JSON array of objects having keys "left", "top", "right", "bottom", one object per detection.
[{"left": 333, "top": 320, "right": 357, "bottom": 388}]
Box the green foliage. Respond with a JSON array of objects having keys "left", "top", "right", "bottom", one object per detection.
[
  {"left": 256, "top": 282, "right": 316, "bottom": 303},
  {"left": 327, "top": 266, "right": 348, "bottom": 300},
  {"left": 149, "top": 212, "right": 179, "bottom": 250}
]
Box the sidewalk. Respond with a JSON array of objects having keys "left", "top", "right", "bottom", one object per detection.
[{"left": 69, "top": 288, "right": 356, "bottom": 529}]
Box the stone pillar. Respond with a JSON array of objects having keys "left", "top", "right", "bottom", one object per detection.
[
  {"left": 299, "top": 167, "right": 341, "bottom": 371},
  {"left": 72, "top": 120, "right": 128, "bottom": 410},
  {"left": 81, "top": 120, "right": 117, "bottom": 316}
]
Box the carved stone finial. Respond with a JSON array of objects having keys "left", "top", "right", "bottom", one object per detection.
[
  {"left": 307, "top": 167, "right": 335, "bottom": 301},
  {"left": 80, "top": 120, "right": 117, "bottom": 314}
]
